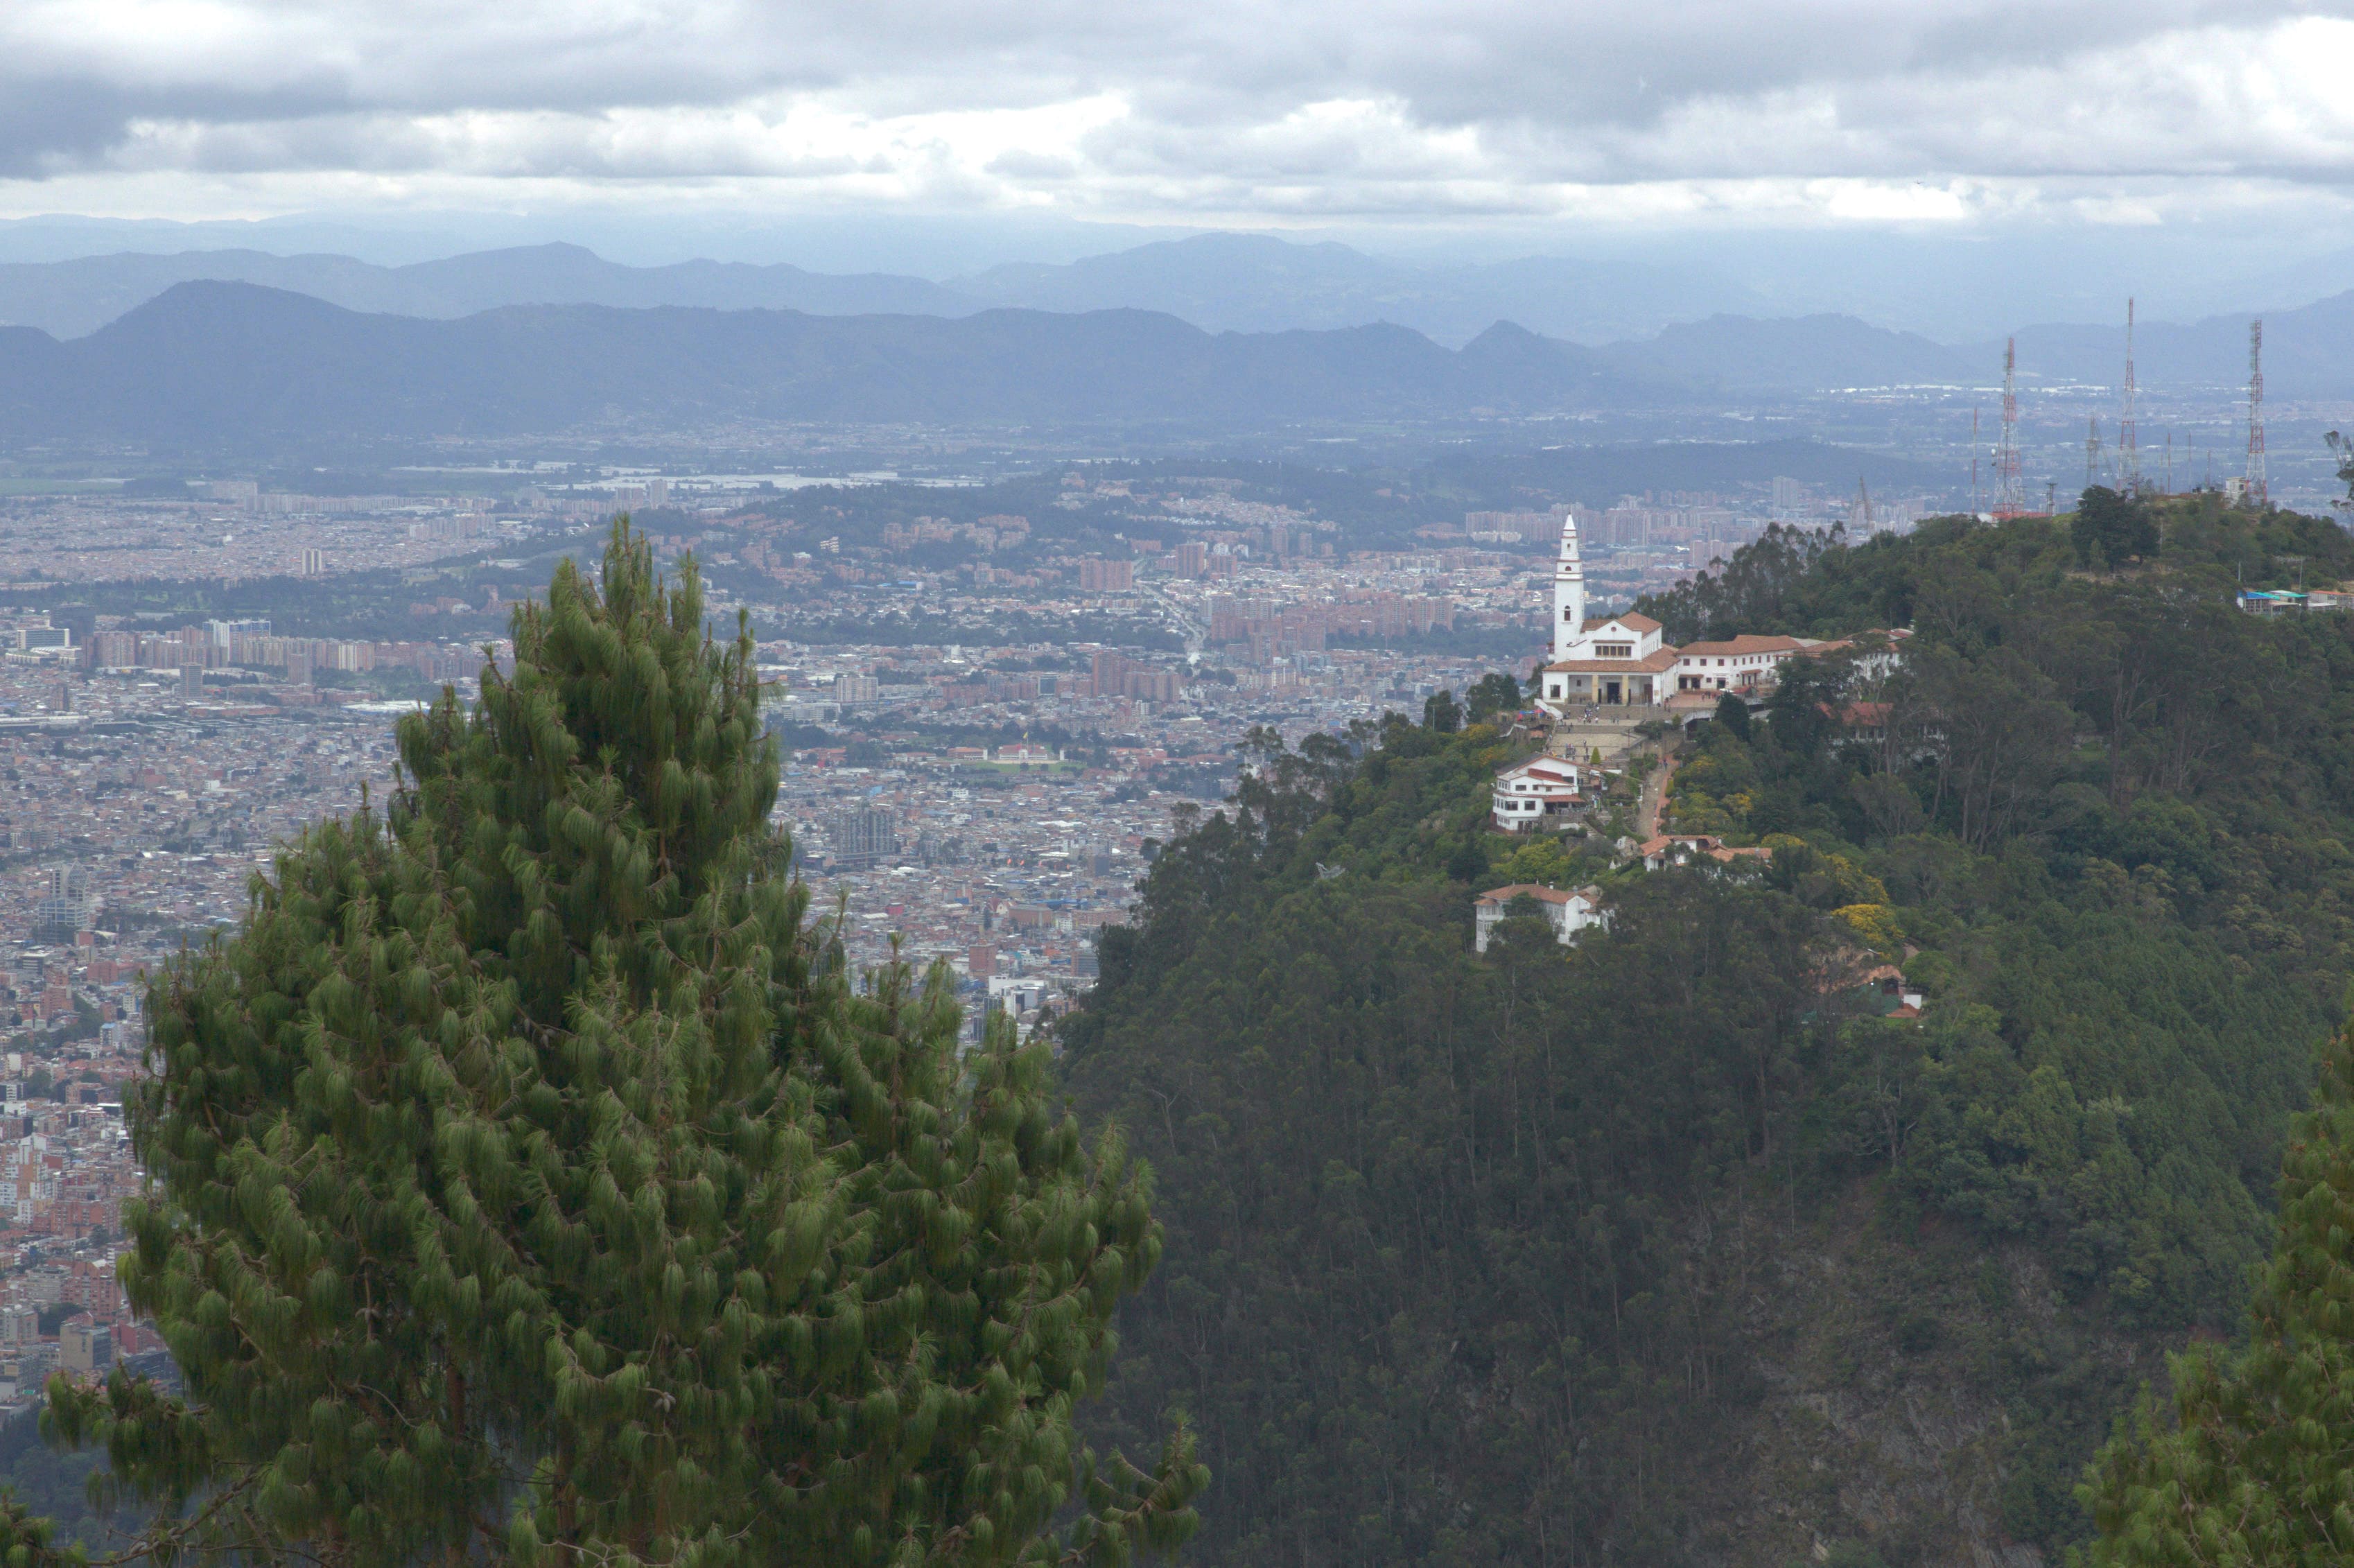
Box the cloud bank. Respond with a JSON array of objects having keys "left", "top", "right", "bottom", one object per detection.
[{"left": 7, "top": 0, "right": 2354, "bottom": 230}]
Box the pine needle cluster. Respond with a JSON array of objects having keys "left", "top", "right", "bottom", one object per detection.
[
  {"left": 2084, "top": 1018, "right": 2354, "bottom": 1566},
  {"left": 18, "top": 523, "right": 1202, "bottom": 1568}
]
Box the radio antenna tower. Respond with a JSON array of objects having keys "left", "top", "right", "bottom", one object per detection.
[
  {"left": 2163, "top": 430, "right": 2172, "bottom": 495},
  {"left": 1995, "top": 338, "right": 2025, "bottom": 519},
  {"left": 2086, "top": 415, "right": 2103, "bottom": 491},
  {"left": 2119, "top": 299, "right": 2141, "bottom": 495},
  {"left": 1856, "top": 476, "right": 1874, "bottom": 534},
  {"left": 2247, "top": 319, "right": 2267, "bottom": 507}
]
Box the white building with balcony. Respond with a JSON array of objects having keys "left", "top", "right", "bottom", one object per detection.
[{"left": 1490, "top": 755, "right": 1588, "bottom": 832}]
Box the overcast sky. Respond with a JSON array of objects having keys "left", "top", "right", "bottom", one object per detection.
[{"left": 8, "top": 1, "right": 2354, "bottom": 252}]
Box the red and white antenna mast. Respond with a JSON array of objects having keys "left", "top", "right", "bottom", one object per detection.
[
  {"left": 2247, "top": 319, "right": 2267, "bottom": 507},
  {"left": 1995, "top": 338, "right": 2024, "bottom": 519},
  {"left": 2119, "top": 298, "right": 2140, "bottom": 495}
]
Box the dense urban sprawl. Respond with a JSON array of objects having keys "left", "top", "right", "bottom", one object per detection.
[{"left": 0, "top": 461, "right": 1902, "bottom": 1416}]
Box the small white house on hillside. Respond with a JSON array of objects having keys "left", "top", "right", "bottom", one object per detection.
[
  {"left": 1491, "top": 755, "right": 1587, "bottom": 832},
  {"left": 1473, "top": 884, "right": 1607, "bottom": 952}
]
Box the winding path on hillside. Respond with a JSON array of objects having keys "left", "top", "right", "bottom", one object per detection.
[{"left": 1637, "top": 749, "right": 1680, "bottom": 840}]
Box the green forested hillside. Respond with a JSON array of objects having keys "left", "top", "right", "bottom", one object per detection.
[{"left": 1061, "top": 493, "right": 2354, "bottom": 1565}]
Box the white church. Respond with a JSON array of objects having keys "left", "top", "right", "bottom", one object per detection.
[{"left": 1532, "top": 512, "right": 1837, "bottom": 714}]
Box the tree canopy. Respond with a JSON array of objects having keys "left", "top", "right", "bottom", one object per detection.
[
  {"left": 19, "top": 522, "right": 1200, "bottom": 1568},
  {"left": 1067, "top": 494, "right": 2354, "bottom": 1563},
  {"left": 2084, "top": 1018, "right": 2354, "bottom": 1565}
]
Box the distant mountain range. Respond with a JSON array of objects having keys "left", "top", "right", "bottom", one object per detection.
[
  {"left": 0, "top": 234, "right": 1762, "bottom": 347},
  {"left": 948, "top": 234, "right": 1767, "bottom": 343},
  {"left": 0, "top": 283, "right": 1650, "bottom": 440},
  {"left": 0, "top": 243, "right": 972, "bottom": 339},
  {"left": 0, "top": 268, "right": 2346, "bottom": 446},
  {"left": 1600, "top": 303, "right": 2354, "bottom": 397},
  {"left": 1623, "top": 315, "right": 1973, "bottom": 392},
  {"left": 2000, "top": 298, "right": 2354, "bottom": 394},
  {"left": 0, "top": 232, "right": 2342, "bottom": 407}
]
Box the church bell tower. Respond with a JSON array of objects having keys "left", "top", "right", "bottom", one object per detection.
[{"left": 1552, "top": 508, "right": 1586, "bottom": 661}]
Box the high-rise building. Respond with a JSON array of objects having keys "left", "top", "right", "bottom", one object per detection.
[
  {"left": 30, "top": 866, "right": 97, "bottom": 943},
  {"left": 1090, "top": 650, "right": 1130, "bottom": 695},
  {"left": 823, "top": 809, "right": 898, "bottom": 868},
  {"left": 60, "top": 1321, "right": 111, "bottom": 1375},
  {"left": 207, "top": 618, "right": 270, "bottom": 649}
]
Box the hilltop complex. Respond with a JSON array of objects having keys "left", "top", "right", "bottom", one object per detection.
[{"left": 1533, "top": 509, "right": 1881, "bottom": 711}]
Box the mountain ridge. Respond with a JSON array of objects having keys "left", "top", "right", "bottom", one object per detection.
[
  {"left": 5, "top": 233, "right": 2351, "bottom": 399},
  {"left": 6, "top": 277, "right": 2351, "bottom": 450},
  {"left": 0, "top": 242, "right": 976, "bottom": 338},
  {"left": 949, "top": 231, "right": 1768, "bottom": 343},
  {"left": 0, "top": 281, "right": 1651, "bottom": 440}
]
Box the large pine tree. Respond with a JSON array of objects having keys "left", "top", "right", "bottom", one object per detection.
[
  {"left": 20, "top": 523, "right": 1199, "bottom": 1568},
  {"left": 2084, "top": 1020, "right": 2354, "bottom": 1565}
]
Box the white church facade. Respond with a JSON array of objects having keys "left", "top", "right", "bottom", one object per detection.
[{"left": 1531, "top": 512, "right": 1846, "bottom": 714}]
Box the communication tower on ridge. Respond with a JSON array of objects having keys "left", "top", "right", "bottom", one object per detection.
[
  {"left": 2118, "top": 299, "right": 2140, "bottom": 495},
  {"left": 2247, "top": 319, "right": 2267, "bottom": 507},
  {"left": 2085, "top": 416, "right": 2102, "bottom": 491},
  {"left": 1994, "top": 338, "right": 2025, "bottom": 519}
]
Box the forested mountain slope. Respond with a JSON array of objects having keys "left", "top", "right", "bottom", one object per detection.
[{"left": 1060, "top": 494, "right": 2354, "bottom": 1566}]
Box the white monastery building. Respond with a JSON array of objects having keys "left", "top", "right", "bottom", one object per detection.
[{"left": 1531, "top": 512, "right": 1894, "bottom": 713}]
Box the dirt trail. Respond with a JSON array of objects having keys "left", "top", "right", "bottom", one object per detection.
[{"left": 1636, "top": 749, "right": 1680, "bottom": 840}]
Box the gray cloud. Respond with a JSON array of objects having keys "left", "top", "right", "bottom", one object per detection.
[{"left": 3, "top": 1, "right": 2352, "bottom": 226}]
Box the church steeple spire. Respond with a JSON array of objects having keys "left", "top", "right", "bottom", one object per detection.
[{"left": 1552, "top": 507, "right": 1585, "bottom": 660}]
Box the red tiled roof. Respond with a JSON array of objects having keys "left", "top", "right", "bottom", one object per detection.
[
  {"left": 1546, "top": 648, "right": 1680, "bottom": 674},
  {"left": 1639, "top": 834, "right": 1724, "bottom": 856},
  {"left": 1677, "top": 634, "right": 1804, "bottom": 657},
  {"left": 1476, "top": 883, "right": 1577, "bottom": 906}
]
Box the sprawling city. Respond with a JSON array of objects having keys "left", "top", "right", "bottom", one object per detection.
[
  {"left": 0, "top": 457, "right": 1924, "bottom": 1409},
  {"left": 8, "top": 3, "right": 2354, "bottom": 1563}
]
